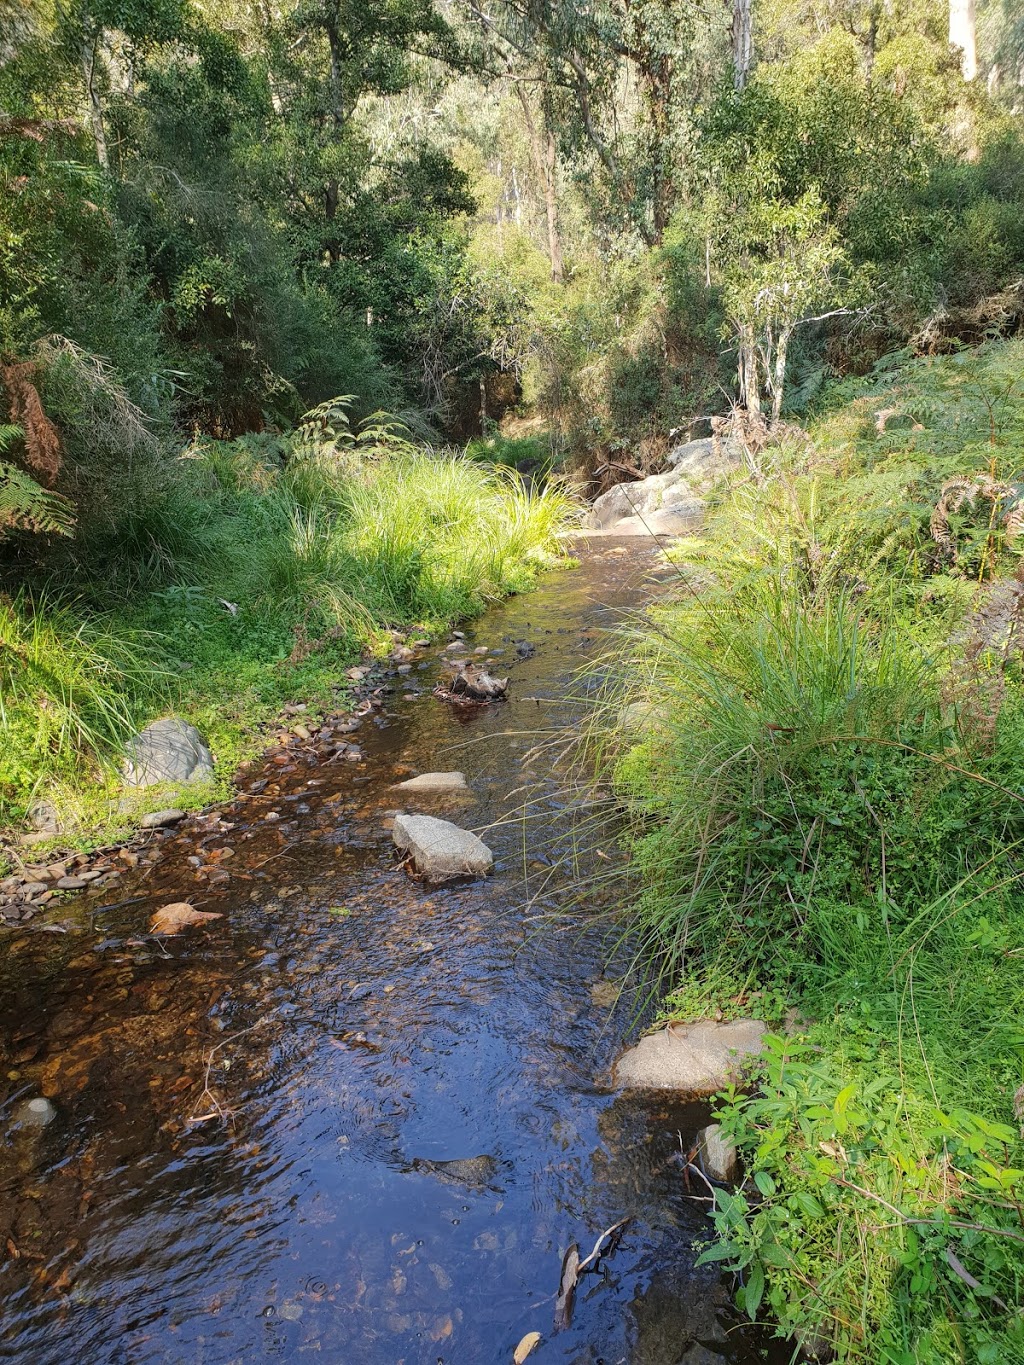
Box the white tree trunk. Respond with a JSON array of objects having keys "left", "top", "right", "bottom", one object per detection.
[
  {"left": 81, "top": 36, "right": 108, "bottom": 168},
  {"left": 949, "top": 0, "right": 978, "bottom": 80},
  {"left": 732, "top": 0, "right": 753, "bottom": 91},
  {"left": 771, "top": 329, "right": 791, "bottom": 425}
]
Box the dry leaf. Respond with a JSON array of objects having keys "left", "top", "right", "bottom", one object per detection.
[
  {"left": 150, "top": 901, "right": 222, "bottom": 935},
  {"left": 514, "top": 1331, "right": 542, "bottom": 1363}
]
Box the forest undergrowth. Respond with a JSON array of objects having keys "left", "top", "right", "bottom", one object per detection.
[{"left": 604, "top": 340, "right": 1024, "bottom": 1363}]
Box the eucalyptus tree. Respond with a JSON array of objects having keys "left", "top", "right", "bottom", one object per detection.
[{"left": 460, "top": 0, "right": 727, "bottom": 245}]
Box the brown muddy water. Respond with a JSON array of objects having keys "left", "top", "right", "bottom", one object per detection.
[{"left": 0, "top": 540, "right": 778, "bottom": 1365}]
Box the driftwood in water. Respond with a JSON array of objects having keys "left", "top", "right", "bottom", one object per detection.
[
  {"left": 445, "top": 663, "right": 509, "bottom": 702},
  {"left": 552, "top": 1216, "right": 634, "bottom": 1333},
  {"left": 553, "top": 1243, "right": 580, "bottom": 1332}
]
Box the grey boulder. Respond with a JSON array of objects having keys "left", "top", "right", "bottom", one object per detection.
[
  {"left": 393, "top": 813, "right": 493, "bottom": 880},
  {"left": 585, "top": 436, "right": 743, "bottom": 537},
  {"left": 124, "top": 719, "right": 214, "bottom": 787},
  {"left": 613, "top": 1018, "right": 765, "bottom": 1096}
]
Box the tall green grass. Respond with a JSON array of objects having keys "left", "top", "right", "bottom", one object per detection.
[
  {"left": 0, "top": 594, "right": 162, "bottom": 806},
  {"left": 0, "top": 420, "right": 579, "bottom": 833}
]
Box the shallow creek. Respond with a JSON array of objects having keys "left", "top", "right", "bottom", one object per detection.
[{"left": 0, "top": 539, "right": 777, "bottom": 1365}]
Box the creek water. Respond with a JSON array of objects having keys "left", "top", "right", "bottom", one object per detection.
[{"left": 0, "top": 539, "right": 776, "bottom": 1365}]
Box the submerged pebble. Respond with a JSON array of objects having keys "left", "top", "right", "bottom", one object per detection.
[{"left": 13, "top": 1096, "right": 57, "bottom": 1128}]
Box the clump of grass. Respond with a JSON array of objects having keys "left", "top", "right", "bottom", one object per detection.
[{"left": 0, "top": 592, "right": 164, "bottom": 820}]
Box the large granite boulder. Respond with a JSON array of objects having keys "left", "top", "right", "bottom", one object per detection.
[
  {"left": 393, "top": 813, "right": 493, "bottom": 880},
  {"left": 613, "top": 1018, "right": 765, "bottom": 1096},
  {"left": 585, "top": 436, "right": 743, "bottom": 537},
  {"left": 123, "top": 718, "right": 214, "bottom": 788}
]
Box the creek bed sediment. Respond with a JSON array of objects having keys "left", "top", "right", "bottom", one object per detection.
[{"left": 0, "top": 539, "right": 778, "bottom": 1364}]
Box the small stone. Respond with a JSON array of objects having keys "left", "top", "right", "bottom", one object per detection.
[
  {"left": 278, "top": 1302, "right": 303, "bottom": 1322},
  {"left": 55, "top": 876, "right": 87, "bottom": 890},
  {"left": 78, "top": 869, "right": 104, "bottom": 882},
  {"left": 140, "top": 808, "right": 185, "bottom": 829},
  {"left": 28, "top": 800, "right": 60, "bottom": 834},
  {"left": 397, "top": 664, "right": 413, "bottom": 674},
  {"left": 292, "top": 724, "right": 311, "bottom": 741},
  {"left": 13, "top": 1096, "right": 57, "bottom": 1127},
  {"left": 473, "top": 646, "right": 488, "bottom": 655},
  {"left": 590, "top": 979, "right": 619, "bottom": 1008},
  {"left": 697, "top": 1123, "right": 738, "bottom": 1182},
  {"left": 20, "top": 882, "right": 48, "bottom": 896}
]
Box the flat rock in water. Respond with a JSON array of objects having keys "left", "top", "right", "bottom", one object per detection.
[
  {"left": 392, "top": 813, "right": 493, "bottom": 880},
  {"left": 409, "top": 1154, "right": 498, "bottom": 1190},
  {"left": 448, "top": 664, "right": 508, "bottom": 700},
  {"left": 392, "top": 771, "right": 469, "bottom": 794},
  {"left": 613, "top": 1018, "right": 765, "bottom": 1095},
  {"left": 124, "top": 719, "right": 213, "bottom": 787}
]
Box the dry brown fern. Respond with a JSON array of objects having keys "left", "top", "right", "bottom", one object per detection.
[
  {"left": 945, "top": 559, "right": 1024, "bottom": 751},
  {"left": 1, "top": 362, "right": 61, "bottom": 485},
  {"left": 930, "top": 473, "right": 1024, "bottom": 566}
]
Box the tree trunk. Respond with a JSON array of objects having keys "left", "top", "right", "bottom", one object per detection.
[
  {"left": 516, "top": 85, "right": 564, "bottom": 282},
  {"left": 80, "top": 35, "right": 108, "bottom": 168},
  {"left": 949, "top": 0, "right": 978, "bottom": 80},
  {"left": 771, "top": 329, "right": 791, "bottom": 425},
  {"left": 543, "top": 124, "right": 564, "bottom": 282},
  {"left": 732, "top": 0, "right": 753, "bottom": 91},
  {"left": 736, "top": 324, "right": 761, "bottom": 418}
]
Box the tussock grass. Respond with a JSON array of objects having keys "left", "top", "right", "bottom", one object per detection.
[{"left": 0, "top": 593, "right": 162, "bottom": 804}]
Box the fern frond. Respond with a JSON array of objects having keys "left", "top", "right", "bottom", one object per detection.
[{"left": 0, "top": 461, "right": 75, "bottom": 537}]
